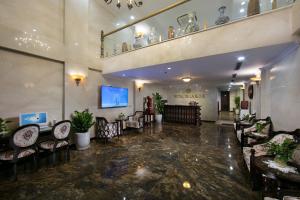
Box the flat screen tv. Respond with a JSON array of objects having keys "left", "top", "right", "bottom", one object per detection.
[{"left": 100, "top": 85, "right": 128, "bottom": 108}]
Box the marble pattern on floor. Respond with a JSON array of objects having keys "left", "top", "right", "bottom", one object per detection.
[{"left": 0, "top": 122, "right": 259, "bottom": 200}]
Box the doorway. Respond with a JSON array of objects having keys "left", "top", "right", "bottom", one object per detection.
[{"left": 221, "top": 91, "right": 230, "bottom": 111}]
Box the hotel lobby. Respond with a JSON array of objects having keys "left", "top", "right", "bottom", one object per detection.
[{"left": 0, "top": 0, "right": 300, "bottom": 199}]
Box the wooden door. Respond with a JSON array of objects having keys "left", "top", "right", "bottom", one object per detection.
[{"left": 221, "top": 91, "right": 230, "bottom": 111}]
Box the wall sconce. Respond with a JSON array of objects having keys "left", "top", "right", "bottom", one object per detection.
[
  {"left": 250, "top": 69, "right": 261, "bottom": 84},
  {"left": 136, "top": 82, "right": 144, "bottom": 92},
  {"left": 71, "top": 74, "right": 85, "bottom": 86},
  {"left": 182, "top": 77, "right": 192, "bottom": 83},
  {"left": 135, "top": 80, "right": 149, "bottom": 92}
]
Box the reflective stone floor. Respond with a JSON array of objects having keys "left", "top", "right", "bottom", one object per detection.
[{"left": 0, "top": 122, "right": 259, "bottom": 200}]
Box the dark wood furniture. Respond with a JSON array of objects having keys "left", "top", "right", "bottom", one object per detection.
[
  {"left": 96, "top": 117, "right": 120, "bottom": 143},
  {"left": 0, "top": 124, "right": 40, "bottom": 181},
  {"left": 164, "top": 105, "right": 201, "bottom": 125},
  {"left": 252, "top": 155, "right": 300, "bottom": 198},
  {"left": 0, "top": 127, "right": 52, "bottom": 149},
  {"left": 38, "top": 120, "right": 71, "bottom": 166},
  {"left": 144, "top": 114, "right": 155, "bottom": 126}
]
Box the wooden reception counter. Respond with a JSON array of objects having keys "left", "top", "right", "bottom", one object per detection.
[{"left": 164, "top": 105, "right": 201, "bottom": 125}]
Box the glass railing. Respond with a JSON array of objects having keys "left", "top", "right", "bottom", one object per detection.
[{"left": 102, "top": 0, "right": 295, "bottom": 58}]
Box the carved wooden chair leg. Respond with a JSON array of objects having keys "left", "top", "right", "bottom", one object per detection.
[
  {"left": 33, "top": 154, "right": 37, "bottom": 171},
  {"left": 67, "top": 146, "right": 70, "bottom": 161},
  {"left": 52, "top": 150, "right": 56, "bottom": 166},
  {"left": 12, "top": 162, "right": 17, "bottom": 181}
]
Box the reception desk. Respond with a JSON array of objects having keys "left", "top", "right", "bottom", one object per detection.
[{"left": 164, "top": 105, "right": 201, "bottom": 125}]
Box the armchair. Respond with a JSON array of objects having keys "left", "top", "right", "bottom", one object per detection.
[
  {"left": 246, "top": 129, "right": 300, "bottom": 192},
  {"left": 240, "top": 117, "right": 273, "bottom": 148},
  {"left": 234, "top": 113, "right": 256, "bottom": 134},
  {"left": 242, "top": 129, "right": 300, "bottom": 172},
  {"left": 96, "top": 117, "right": 119, "bottom": 143},
  {"left": 125, "top": 111, "right": 144, "bottom": 129}
]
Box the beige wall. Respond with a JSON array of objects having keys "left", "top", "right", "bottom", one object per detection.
[
  {"left": 0, "top": 49, "right": 64, "bottom": 125},
  {"left": 260, "top": 45, "right": 300, "bottom": 131},
  {"left": 136, "top": 83, "right": 218, "bottom": 121},
  {"left": 0, "top": 0, "right": 136, "bottom": 137}
]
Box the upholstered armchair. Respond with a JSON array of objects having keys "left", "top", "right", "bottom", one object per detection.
[
  {"left": 244, "top": 130, "right": 300, "bottom": 191},
  {"left": 96, "top": 117, "right": 119, "bottom": 143},
  {"left": 0, "top": 124, "right": 40, "bottom": 180},
  {"left": 237, "top": 117, "right": 273, "bottom": 147},
  {"left": 242, "top": 130, "right": 300, "bottom": 172},
  {"left": 234, "top": 113, "right": 256, "bottom": 134},
  {"left": 125, "top": 111, "right": 144, "bottom": 129},
  {"left": 39, "top": 120, "right": 71, "bottom": 165}
]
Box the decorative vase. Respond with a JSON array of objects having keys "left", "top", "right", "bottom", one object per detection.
[
  {"left": 248, "top": 0, "right": 260, "bottom": 17},
  {"left": 75, "top": 131, "right": 90, "bottom": 150},
  {"left": 168, "top": 26, "right": 175, "bottom": 39},
  {"left": 122, "top": 42, "right": 128, "bottom": 52},
  {"left": 272, "top": 0, "right": 277, "bottom": 9}
]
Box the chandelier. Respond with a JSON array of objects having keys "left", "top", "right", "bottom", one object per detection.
[{"left": 104, "top": 0, "right": 143, "bottom": 10}]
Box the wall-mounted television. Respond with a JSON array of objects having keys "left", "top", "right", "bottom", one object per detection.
[{"left": 100, "top": 85, "right": 128, "bottom": 108}]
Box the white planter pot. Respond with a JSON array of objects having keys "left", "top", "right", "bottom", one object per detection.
[
  {"left": 75, "top": 132, "right": 90, "bottom": 150},
  {"left": 155, "top": 114, "right": 163, "bottom": 123}
]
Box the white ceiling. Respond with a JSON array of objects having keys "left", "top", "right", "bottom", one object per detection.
[{"left": 107, "top": 43, "right": 297, "bottom": 88}]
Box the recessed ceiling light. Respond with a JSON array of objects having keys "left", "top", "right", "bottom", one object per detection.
[
  {"left": 33, "top": 29, "right": 37, "bottom": 32},
  {"left": 237, "top": 56, "right": 245, "bottom": 61},
  {"left": 241, "top": 1, "right": 246, "bottom": 5},
  {"left": 240, "top": 8, "right": 245, "bottom": 13},
  {"left": 130, "top": 15, "right": 135, "bottom": 20},
  {"left": 116, "top": 23, "right": 120, "bottom": 26},
  {"left": 167, "top": 67, "right": 172, "bottom": 70},
  {"left": 182, "top": 77, "right": 191, "bottom": 83}
]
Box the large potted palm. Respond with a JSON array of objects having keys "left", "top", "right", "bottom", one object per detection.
[
  {"left": 234, "top": 96, "right": 241, "bottom": 115},
  {"left": 152, "top": 92, "right": 165, "bottom": 123},
  {"left": 71, "top": 109, "right": 95, "bottom": 150}
]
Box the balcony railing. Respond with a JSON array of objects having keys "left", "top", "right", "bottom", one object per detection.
[{"left": 101, "top": 0, "right": 295, "bottom": 58}]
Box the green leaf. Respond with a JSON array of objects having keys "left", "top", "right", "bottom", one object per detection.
[{"left": 71, "top": 109, "right": 95, "bottom": 133}]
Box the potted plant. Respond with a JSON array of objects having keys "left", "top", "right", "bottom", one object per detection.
[
  {"left": 71, "top": 109, "right": 95, "bottom": 150},
  {"left": 0, "top": 118, "right": 9, "bottom": 137},
  {"left": 268, "top": 139, "right": 297, "bottom": 166},
  {"left": 234, "top": 96, "right": 241, "bottom": 115},
  {"left": 152, "top": 92, "right": 165, "bottom": 123}
]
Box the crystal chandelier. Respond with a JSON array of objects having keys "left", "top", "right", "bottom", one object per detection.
[{"left": 104, "top": 0, "right": 143, "bottom": 10}]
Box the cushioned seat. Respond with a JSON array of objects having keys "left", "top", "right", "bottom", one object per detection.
[
  {"left": 243, "top": 147, "right": 252, "bottom": 171},
  {"left": 40, "top": 141, "right": 68, "bottom": 150},
  {"left": 237, "top": 130, "right": 242, "bottom": 142},
  {"left": 38, "top": 120, "right": 71, "bottom": 165},
  {"left": 125, "top": 111, "right": 144, "bottom": 129},
  {"left": 243, "top": 134, "right": 295, "bottom": 171},
  {"left": 0, "top": 149, "right": 35, "bottom": 161}
]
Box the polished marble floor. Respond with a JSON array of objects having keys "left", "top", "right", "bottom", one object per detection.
[{"left": 0, "top": 122, "right": 259, "bottom": 200}]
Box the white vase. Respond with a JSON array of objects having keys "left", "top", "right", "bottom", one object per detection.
[
  {"left": 75, "top": 131, "right": 90, "bottom": 150},
  {"left": 155, "top": 114, "right": 163, "bottom": 123}
]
